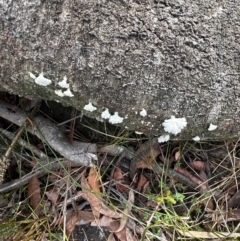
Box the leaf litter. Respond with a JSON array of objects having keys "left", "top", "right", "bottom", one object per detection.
[{"left": 1, "top": 97, "right": 240, "bottom": 240}]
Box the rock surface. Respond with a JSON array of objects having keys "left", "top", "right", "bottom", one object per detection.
[{"left": 0, "top": 1, "right": 240, "bottom": 139}]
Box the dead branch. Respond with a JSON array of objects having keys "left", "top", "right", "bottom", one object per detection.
[{"left": 0, "top": 101, "right": 97, "bottom": 167}]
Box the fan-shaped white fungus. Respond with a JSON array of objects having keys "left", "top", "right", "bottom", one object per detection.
[
  {"left": 109, "top": 112, "right": 123, "bottom": 124},
  {"left": 29, "top": 72, "right": 36, "bottom": 79},
  {"left": 135, "top": 131, "right": 143, "bottom": 135},
  {"left": 83, "top": 102, "right": 97, "bottom": 112},
  {"left": 55, "top": 89, "right": 65, "bottom": 97},
  {"left": 140, "top": 109, "right": 147, "bottom": 117},
  {"left": 34, "top": 73, "right": 52, "bottom": 86},
  {"left": 63, "top": 88, "right": 74, "bottom": 97},
  {"left": 55, "top": 88, "right": 74, "bottom": 97},
  {"left": 58, "top": 76, "right": 69, "bottom": 88},
  {"left": 192, "top": 136, "right": 200, "bottom": 142},
  {"left": 101, "top": 108, "right": 111, "bottom": 119},
  {"left": 158, "top": 134, "right": 170, "bottom": 143},
  {"left": 162, "top": 116, "right": 187, "bottom": 135},
  {"left": 208, "top": 123, "right": 217, "bottom": 131}
]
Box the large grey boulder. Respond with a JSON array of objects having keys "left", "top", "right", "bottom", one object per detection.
[{"left": 0, "top": 0, "right": 240, "bottom": 139}]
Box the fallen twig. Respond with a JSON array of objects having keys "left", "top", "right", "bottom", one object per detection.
[
  {"left": 0, "top": 101, "right": 41, "bottom": 183},
  {"left": 0, "top": 101, "right": 97, "bottom": 167},
  {"left": 0, "top": 158, "right": 83, "bottom": 194},
  {"left": 0, "top": 128, "right": 47, "bottom": 160}
]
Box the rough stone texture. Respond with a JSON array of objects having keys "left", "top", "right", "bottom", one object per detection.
[{"left": 0, "top": 0, "right": 240, "bottom": 139}]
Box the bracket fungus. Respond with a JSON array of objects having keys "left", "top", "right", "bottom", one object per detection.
[
  {"left": 83, "top": 102, "right": 97, "bottom": 112},
  {"left": 162, "top": 116, "right": 187, "bottom": 135},
  {"left": 29, "top": 72, "right": 52, "bottom": 86},
  {"left": 208, "top": 123, "right": 218, "bottom": 131},
  {"left": 109, "top": 112, "right": 123, "bottom": 124},
  {"left": 101, "top": 108, "right": 111, "bottom": 119},
  {"left": 158, "top": 134, "right": 170, "bottom": 143}
]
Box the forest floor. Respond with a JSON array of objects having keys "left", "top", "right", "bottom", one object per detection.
[{"left": 0, "top": 95, "right": 240, "bottom": 241}]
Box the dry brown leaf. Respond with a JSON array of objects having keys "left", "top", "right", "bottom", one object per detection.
[
  {"left": 28, "top": 175, "right": 42, "bottom": 216},
  {"left": 88, "top": 167, "right": 101, "bottom": 192},
  {"left": 136, "top": 174, "right": 148, "bottom": 193},
  {"left": 94, "top": 216, "right": 127, "bottom": 241},
  {"left": 174, "top": 166, "right": 208, "bottom": 192},
  {"left": 108, "top": 233, "right": 117, "bottom": 241},
  {"left": 115, "top": 228, "right": 128, "bottom": 241},
  {"left": 46, "top": 188, "right": 59, "bottom": 208},
  {"left": 113, "top": 167, "right": 127, "bottom": 192},
  {"left": 228, "top": 191, "right": 240, "bottom": 209},
  {"left": 65, "top": 210, "right": 81, "bottom": 237},
  {"left": 77, "top": 211, "right": 95, "bottom": 223},
  {"left": 141, "top": 180, "right": 150, "bottom": 194},
  {"left": 174, "top": 166, "right": 214, "bottom": 210},
  {"left": 126, "top": 228, "right": 137, "bottom": 241},
  {"left": 174, "top": 150, "right": 181, "bottom": 161},
  {"left": 130, "top": 138, "right": 160, "bottom": 180},
  {"left": 191, "top": 160, "right": 205, "bottom": 172},
  {"left": 80, "top": 175, "right": 122, "bottom": 219},
  {"left": 54, "top": 210, "right": 94, "bottom": 227},
  {"left": 223, "top": 179, "right": 240, "bottom": 195},
  {"left": 115, "top": 189, "right": 134, "bottom": 233}
]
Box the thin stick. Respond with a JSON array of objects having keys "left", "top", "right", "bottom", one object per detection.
[{"left": 0, "top": 101, "right": 41, "bottom": 183}]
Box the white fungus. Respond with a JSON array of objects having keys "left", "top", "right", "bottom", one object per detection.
[
  {"left": 58, "top": 76, "right": 69, "bottom": 88},
  {"left": 55, "top": 88, "right": 74, "bottom": 97},
  {"left": 162, "top": 116, "right": 187, "bottom": 135},
  {"left": 63, "top": 88, "right": 74, "bottom": 97},
  {"left": 135, "top": 131, "right": 143, "bottom": 135},
  {"left": 55, "top": 89, "right": 65, "bottom": 97},
  {"left": 158, "top": 134, "right": 170, "bottom": 143},
  {"left": 83, "top": 102, "right": 97, "bottom": 112},
  {"left": 140, "top": 108, "right": 147, "bottom": 117},
  {"left": 208, "top": 123, "right": 218, "bottom": 131},
  {"left": 29, "top": 72, "right": 36, "bottom": 79},
  {"left": 101, "top": 108, "right": 111, "bottom": 119},
  {"left": 33, "top": 73, "right": 52, "bottom": 86},
  {"left": 109, "top": 112, "right": 124, "bottom": 124},
  {"left": 192, "top": 136, "right": 201, "bottom": 142}
]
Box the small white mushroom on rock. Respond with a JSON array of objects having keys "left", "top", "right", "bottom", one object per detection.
[
  {"left": 58, "top": 76, "right": 69, "bottom": 88},
  {"left": 29, "top": 72, "right": 52, "bottom": 86},
  {"left": 135, "top": 131, "right": 143, "bottom": 135},
  {"left": 158, "top": 134, "right": 170, "bottom": 143},
  {"left": 162, "top": 116, "right": 187, "bottom": 135},
  {"left": 140, "top": 108, "right": 147, "bottom": 117},
  {"left": 83, "top": 102, "right": 97, "bottom": 112},
  {"left": 208, "top": 123, "right": 217, "bottom": 131},
  {"left": 63, "top": 88, "right": 74, "bottom": 97},
  {"left": 109, "top": 112, "right": 123, "bottom": 124},
  {"left": 55, "top": 89, "right": 65, "bottom": 97},
  {"left": 192, "top": 136, "right": 200, "bottom": 142},
  {"left": 101, "top": 108, "right": 111, "bottom": 119}
]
